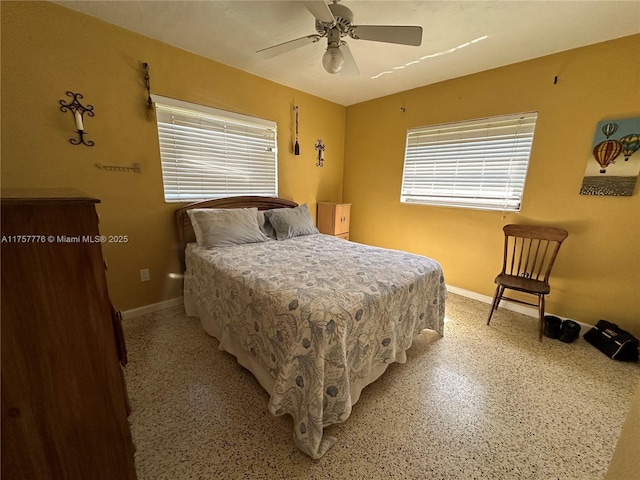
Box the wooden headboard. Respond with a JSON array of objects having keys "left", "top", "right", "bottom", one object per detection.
[{"left": 175, "top": 195, "right": 298, "bottom": 271}]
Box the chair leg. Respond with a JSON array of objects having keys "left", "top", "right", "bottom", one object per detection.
[
  {"left": 487, "top": 285, "right": 504, "bottom": 325},
  {"left": 537, "top": 294, "right": 545, "bottom": 342}
]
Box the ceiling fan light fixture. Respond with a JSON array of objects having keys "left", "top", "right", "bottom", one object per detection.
[
  {"left": 257, "top": 2, "right": 423, "bottom": 78},
  {"left": 322, "top": 46, "right": 345, "bottom": 74}
]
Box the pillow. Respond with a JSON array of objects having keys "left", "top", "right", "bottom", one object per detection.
[
  {"left": 264, "top": 204, "right": 319, "bottom": 240},
  {"left": 187, "top": 209, "right": 209, "bottom": 246},
  {"left": 189, "top": 208, "right": 270, "bottom": 248},
  {"left": 256, "top": 210, "right": 276, "bottom": 239}
]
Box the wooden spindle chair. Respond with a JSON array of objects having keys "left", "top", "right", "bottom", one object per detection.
[{"left": 487, "top": 224, "right": 568, "bottom": 341}]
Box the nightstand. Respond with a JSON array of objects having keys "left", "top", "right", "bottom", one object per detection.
[{"left": 317, "top": 202, "right": 351, "bottom": 240}]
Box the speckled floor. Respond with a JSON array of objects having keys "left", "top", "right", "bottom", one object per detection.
[{"left": 123, "top": 293, "right": 639, "bottom": 479}]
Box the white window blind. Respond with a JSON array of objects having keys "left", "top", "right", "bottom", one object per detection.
[
  {"left": 400, "top": 112, "right": 538, "bottom": 211},
  {"left": 152, "top": 95, "right": 278, "bottom": 202}
]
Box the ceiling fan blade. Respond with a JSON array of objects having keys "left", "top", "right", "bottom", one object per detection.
[
  {"left": 257, "top": 34, "right": 322, "bottom": 59},
  {"left": 350, "top": 25, "right": 423, "bottom": 46},
  {"left": 340, "top": 42, "right": 359, "bottom": 77},
  {"left": 303, "top": 1, "right": 335, "bottom": 23}
]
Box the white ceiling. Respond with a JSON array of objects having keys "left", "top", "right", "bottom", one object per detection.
[{"left": 55, "top": 1, "right": 640, "bottom": 106}]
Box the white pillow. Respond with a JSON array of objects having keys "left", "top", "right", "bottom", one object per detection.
[
  {"left": 189, "top": 208, "right": 270, "bottom": 248},
  {"left": 187, "top": 209, "right": 207, "bottom": 246}
]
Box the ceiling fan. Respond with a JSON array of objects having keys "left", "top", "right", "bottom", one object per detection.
[{"left": 256, "top": 0, "right": 423, "bottom": 75}]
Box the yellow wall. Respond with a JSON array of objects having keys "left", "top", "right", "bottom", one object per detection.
[
  {"left": 344, "top": 35, "right": 640, "bottom": 334},
  {"left": 2, "top": 2, "right": 639, "bottom": 333},
  {"left": 1, "top": 2, "right": 346, "bottom": 310}
]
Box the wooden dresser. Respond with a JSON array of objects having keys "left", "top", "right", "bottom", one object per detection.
[
  {"left": 317, "top": 202, "right": 351, "bottom": 240},
  {"left": 1, "top": 193, "right": 137, "bottom": 479}
]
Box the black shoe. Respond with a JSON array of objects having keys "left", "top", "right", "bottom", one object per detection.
[
  {"left": 543, "top": 315, "right": 563, "bottom": 339},
  {"left": 559, "top": 320, "right": 581, "bottom": 343}
]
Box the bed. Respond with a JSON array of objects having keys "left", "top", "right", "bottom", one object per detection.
[{"left": 176, "top": 196, "right": 446, "bottom": 458}]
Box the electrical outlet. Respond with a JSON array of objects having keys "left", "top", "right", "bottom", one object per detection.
[{"left": 140, "top": 269, "right": 150, "bottom": 282}]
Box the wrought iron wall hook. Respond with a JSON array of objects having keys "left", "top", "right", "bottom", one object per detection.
[
  {"left": 315, "top": 139, "right": 325, "bottom": 167},
  {"left": 59, "top": 91, "right": 94, "bottom": 146},
  {"left": 143, "top": 62, "right": 155, "bottom": 120}
]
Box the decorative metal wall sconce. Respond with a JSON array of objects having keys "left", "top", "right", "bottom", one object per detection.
[
  {"left": 59, "top": 91, "right": 94, "bottom": 146},
  {"left": 315, "top": 139, "right": 325, "bottom": 167}
]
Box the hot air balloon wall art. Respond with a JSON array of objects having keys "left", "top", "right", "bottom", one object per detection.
[{"left": 580, "top": 117, "right": 640, "bottom": 196}]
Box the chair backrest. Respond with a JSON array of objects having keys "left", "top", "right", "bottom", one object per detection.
[{"left": 501, "top": 224, "right": 568, "bottom": 285}]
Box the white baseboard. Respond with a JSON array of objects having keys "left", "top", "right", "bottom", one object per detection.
[
  {"left": 121, "top": 297, "right": 184, "bottom": 320},
  {"left": 446, "top": 284, "right": 593, "bottom": 329},
  {"left": 120, "top": 288, "right": 593, "bottom": 330},
  {"left": 446, "top": 284, "right": 539, "bottom": 317}
]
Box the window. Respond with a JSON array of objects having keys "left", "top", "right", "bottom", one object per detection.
[
  {"left": 152, "top": 95, "right": 277, "bottom": 202},
  {"left": 400, "top": 112, "right": 538, "bottom": 211}
]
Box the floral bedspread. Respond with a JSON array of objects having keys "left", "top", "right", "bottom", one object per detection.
[{"left": 184, "top": 234, "right": 446, "bottom": 458}]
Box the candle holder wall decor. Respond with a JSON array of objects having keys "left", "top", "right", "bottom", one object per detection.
[{"left": 59, "top": 91, "right": 94, "bottom": 146}]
